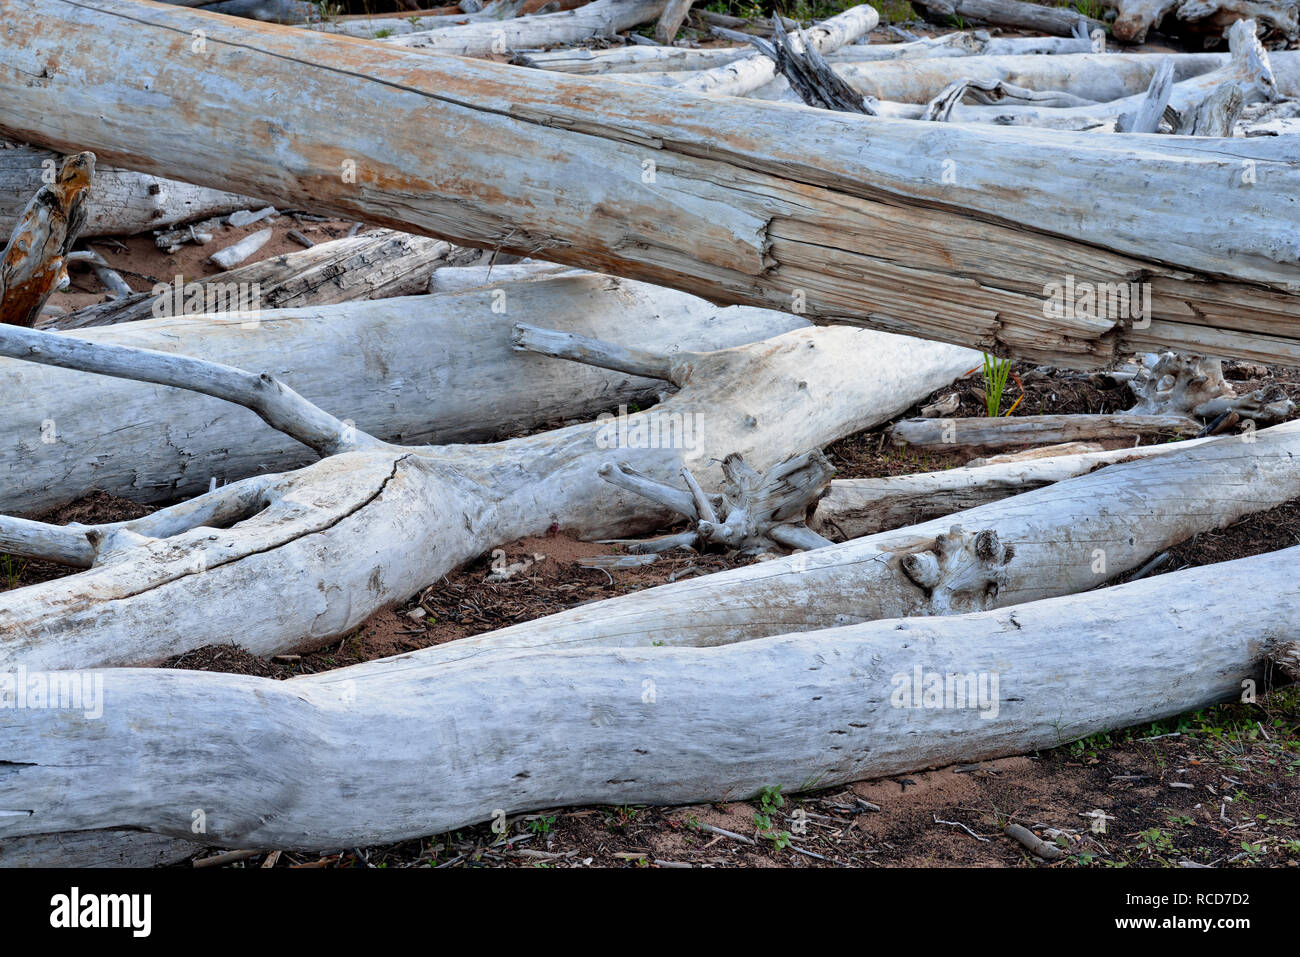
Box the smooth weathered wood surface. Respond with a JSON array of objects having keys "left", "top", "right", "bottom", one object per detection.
[
  {"left": 889, "top": 413, "right": 1202, "bottom": 448},
  {"left": 0, "top": 323, "right": 977, "bottom": 669},
  {"left": 0, "top": 143, "right": 260, "bottom": 237},
  {"left": 6, "top": 1, "right": 1300, "bottom": 368},
  {"left": 1, "top": 543, "right": 1291, "bottom": 851},
  {"left": 1, "top": 271, "right": 808, "bottom": 516}
]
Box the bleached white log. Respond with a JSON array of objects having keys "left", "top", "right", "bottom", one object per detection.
[
  {"left": 208, "top": 226, "right": 273, "bottom": 269},
  {"left": 8, "top": 1, "right": 1300, "bottom": 367},
  {"left": 830, "top": 50, "right": 1271, "bottom": 102},
  {"left": 0, "top": 144, "right": 262, "bottom": 239},
  {"left": 427, "top": 260, "right": 578, "bottom": 293},
  {"left": 48, "top": 229, "right": 453, "bottom": 330},
  {"left": 2, "top": 544, "right": 1294, "bottom": 851},
  {"left": 0, "top": 323, "right": 376, "bottom": 457},
  {"left": 0, "top": 271, "right": 808, "bottom": 517},
  {"left": 367, "top": 418, "right": 1300, "bottom": 657},
  {"left": 670, "top": 5, "right": 878, "bottom": 97},
  {"left": 518, "top": 43, "right": 752, "bottom": 73},
  {"left": 827, "top": 29, "right": 1096, "bottom": 60},
  {"left": 380, "top": 0, "right": 669, "bottom": 57},
  {"left": 0, "top": 324, "right": 977, "bottom": 670},
  {"left": 811, "top": 436, "right": 1219, "bottom": 537},
  {"left": 889, "top": 413, "right": 1201, "bottom": 447}
]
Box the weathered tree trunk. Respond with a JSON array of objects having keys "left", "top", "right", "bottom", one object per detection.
[
  {"left": 1, "top": 544, "right": 1292, "bottom": 852},
  {"left": 811, "top": 436, "right": 1218, "bottom": 537},
  {"left": 914, "top": 0, "right": 1107, "bottom": 36},
  {"left": 888, "top": 413, "right": 1202, "bottom": 448},
  {"left": 0, "top": 271, "right": 809, "bottom": 517},
  {"left": 667, "top": 5, "right": 878, "bottom": 97},
  {"left": 654, "top": 0, "right": 694, "bottom": 43},
  {"left": 379, "top": 0, "right": 668, "bottom": 56},
  {"left": 0, "top": 322, "right": 977, "bottom": 670},
  {"left": 43, "top": 229, "right": 453, "bottom": 330},
  {"left": 7, "top": 1, "right": 1300, "bottom": 367},
  {"left": 827, "top": 29, "right": 1096, "bottom": 60},
  {"left": 828, "top": 50, "right": 1285, "bottom": 103},
  {"left": 1, "top": 152, "right": 93, "bottom": 327},
  {"left": 0, "top": 144, "right": 261, "bottom": 238}
]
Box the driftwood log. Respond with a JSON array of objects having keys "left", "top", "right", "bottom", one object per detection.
[
  {"left": 1, "top": 543, "right": 1293, "bottom": 851},
  {"left": 42, "top": 229, "right": 454, "bottom": 330},
  {"left": 0, "top": 143, "right": 260, "bottom": 238},
  {"left": 0, "top": 271, "right": 809, "bottom": 516},
  {"left": 5, "top": 1, "right": 1300, "bottom": 367},
  {"left": 0, "top": 320, "right": 977, "bottom": 669},
  {"left": 888, "top": 413, "right": 1202, "bottom": 448}
]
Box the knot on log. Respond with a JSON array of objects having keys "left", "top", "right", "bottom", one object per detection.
[{"left": 897, "top": 524, "right": 1014, "bottom": 615}]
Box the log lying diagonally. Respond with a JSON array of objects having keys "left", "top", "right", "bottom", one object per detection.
[
  {"left": 1, "top": 545, "right": 1294, "bottom": 852},
  {"left": 0, "top": 321, "right": 977, "bottom": 670},
  {"left": 316, "top": 417, "right": 1300, "bottom": 659},
  {"left": 7, "top": 1, "right": 1300, "bottom": 368},
  {"left": 0, "top": 143, "right": 262, "bottom": 238},
  {"left": 41, "top": 229, "right": 454, "bottom": 330},
  {"left": 1, "top": 271, "right": 809, "bottom": 516}
]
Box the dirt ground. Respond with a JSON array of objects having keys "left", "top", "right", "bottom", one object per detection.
[{"left": 7, "top": 11, "right": 1298, "bottom": 871}]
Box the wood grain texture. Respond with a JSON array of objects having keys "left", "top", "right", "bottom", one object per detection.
[{"left": 5, "top": 1, "right": 1299, "bottom": 367}]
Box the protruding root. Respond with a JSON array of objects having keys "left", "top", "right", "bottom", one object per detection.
[
  {"left": 1129, "top": 352, "right": 1294, "bottom": 425},
  {"left": 897, "top": 525, "right": 1014, "bottom": 615},
  {"left": 599, "top": 450, "right": 838, "bottom": 556}
]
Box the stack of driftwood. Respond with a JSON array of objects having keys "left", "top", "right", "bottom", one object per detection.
[{"left": 0, "top": 0, "right": 1297, "bottom": 866}]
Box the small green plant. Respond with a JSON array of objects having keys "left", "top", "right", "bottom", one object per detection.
[
  {"left": 0, "top": 553, "right": 25, "bottom": 590},
  {"left": 529, "top": 814, "right": 557, "bottom": 835},
  {"left": 981, "top": 352, "right": 1013, "bottom": 417},
  {"left": 373, "top": 28, "right": 393, "bottom": 39},
  {"left": 753, "top": 785, "right": 792, "bottom": 851}
]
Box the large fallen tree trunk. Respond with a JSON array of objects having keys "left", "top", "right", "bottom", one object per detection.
[
  {"left": 0, "top": 143, "right": 261, "bottom": 238},
  {"left": 7, "top": 1, "right": 1300, "bottom": 368},
  {"left": 1, "top": 544, "right": 1293, "bottom": 851},
  {"left": 42, "top": 229, "right": 453, "bottom": 330},
  {"left": 0, "top": 321, "right": 977, "bottom": 669},
  {"left": 0, "top": 271, "right": 808, "bottom": 516}
]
